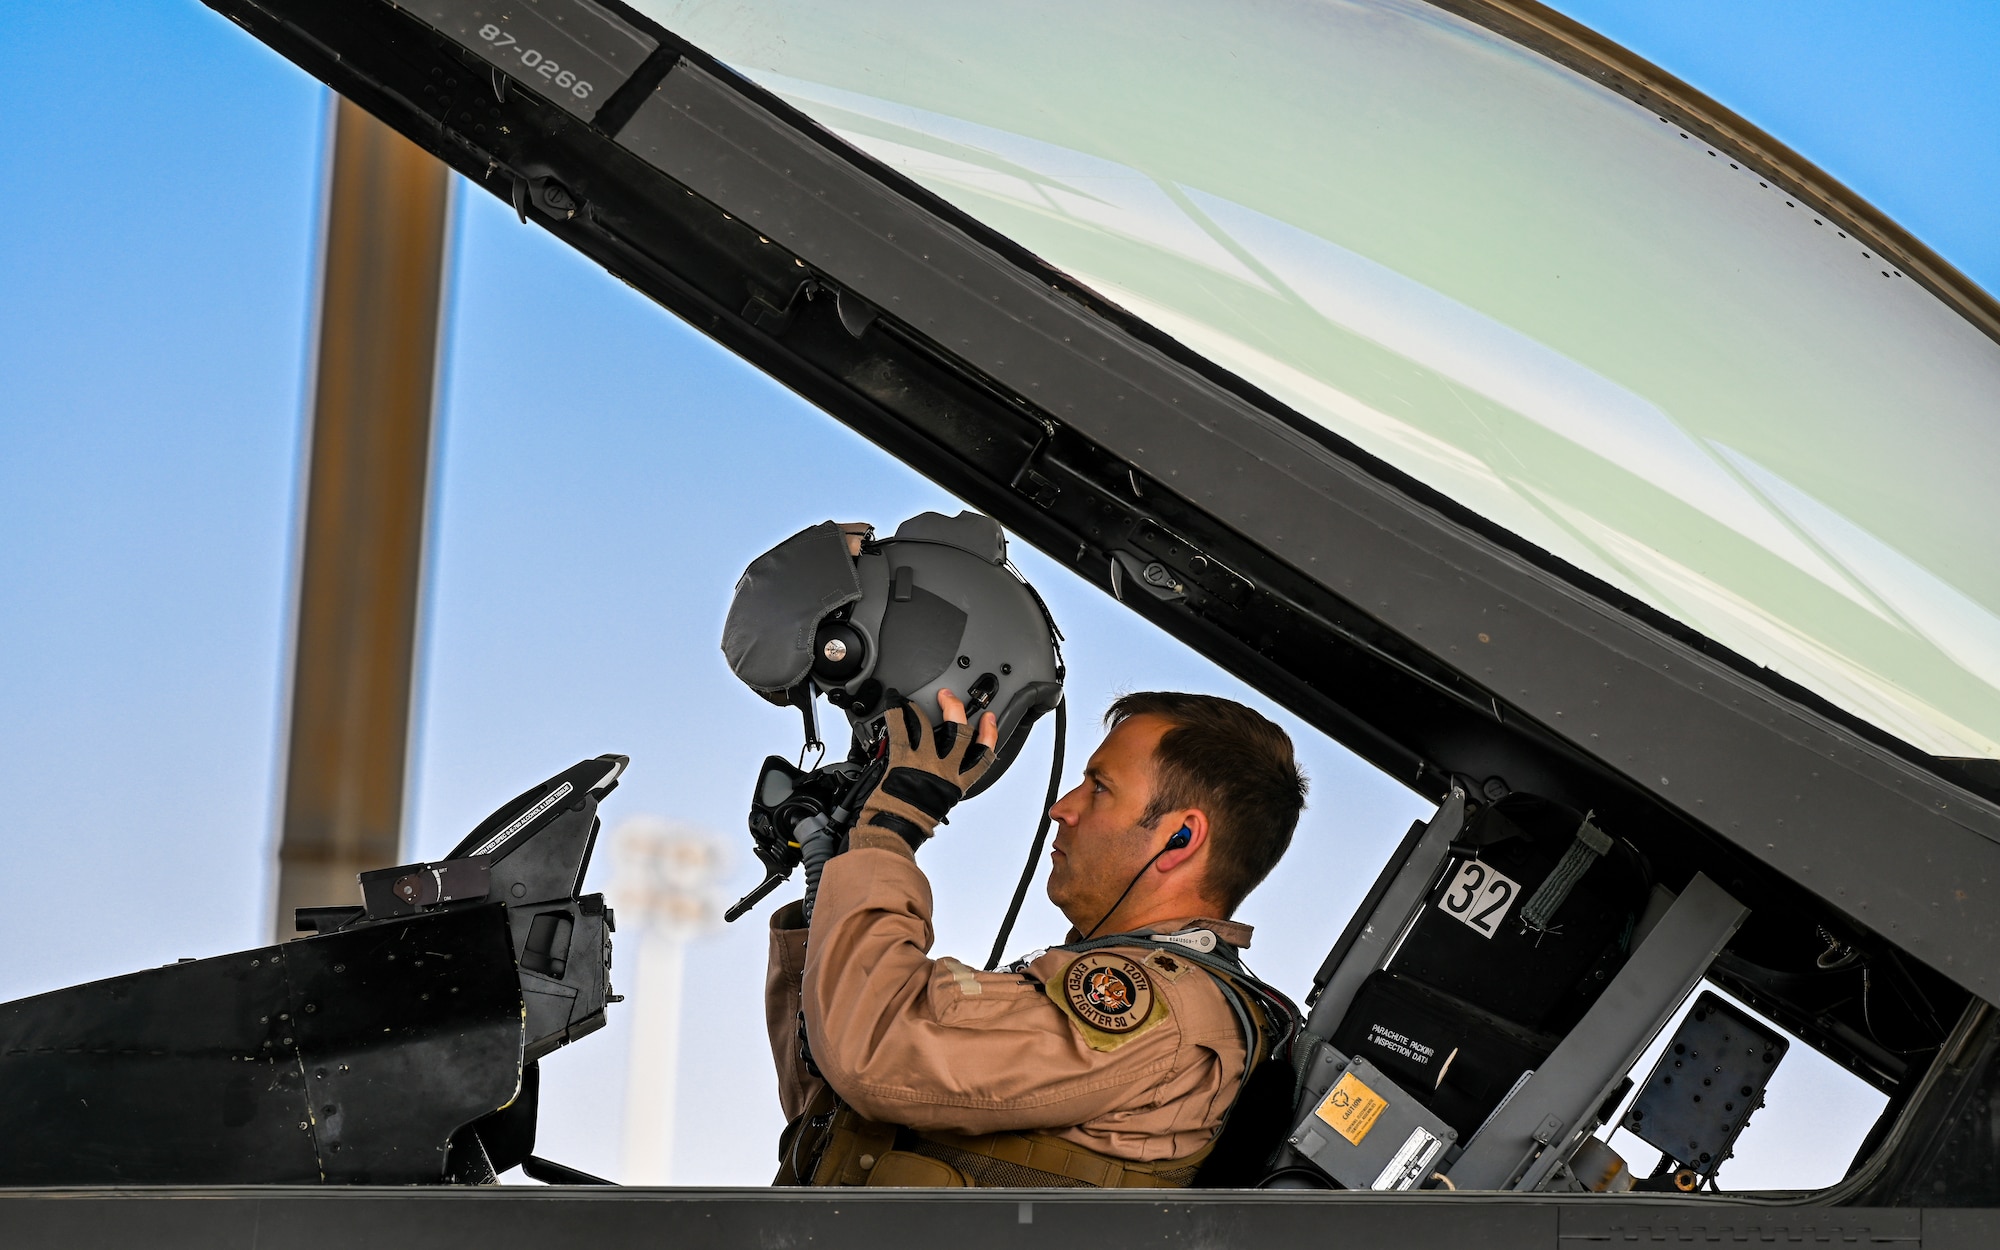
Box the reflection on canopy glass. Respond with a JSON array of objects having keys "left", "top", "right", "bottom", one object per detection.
[{"left": 641, "top": 0, "right": 2000, "bottom": 761}]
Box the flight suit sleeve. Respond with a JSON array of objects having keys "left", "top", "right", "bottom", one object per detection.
[
  {"left": 765, "top": 900, "right": 827, "bottom": 1122},
  {"left": 799, "top": 832, "right": 1225, "bottom": 1138}
]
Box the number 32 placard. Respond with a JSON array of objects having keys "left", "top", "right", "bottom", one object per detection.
[{"left": 1437, "top": 859, "right": 1520, "bottom": 938}]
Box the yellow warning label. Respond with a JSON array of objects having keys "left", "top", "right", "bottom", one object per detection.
[{"left": 1314, "top": 1071, "right": 1388, "bottom": 1146}]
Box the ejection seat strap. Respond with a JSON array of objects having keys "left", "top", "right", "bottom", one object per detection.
[{"left": 1518, "top": 814, "right": 1613, "bottom": 932}]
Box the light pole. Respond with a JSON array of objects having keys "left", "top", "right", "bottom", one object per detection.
[{"left": 612, "top": 816, "right": 726, "bottom": 1184}]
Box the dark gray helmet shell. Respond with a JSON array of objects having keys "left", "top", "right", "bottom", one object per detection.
[{"left": 723, "top": 512, "right": 1063, "bottom": 795}]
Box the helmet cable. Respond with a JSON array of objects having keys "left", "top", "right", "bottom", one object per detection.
[
  {"left": 983, "top": 698, "right": 1067, "bottom": 970},
  {"left": 1080, "top": 823, "right": 1192, "bottom": 943}
]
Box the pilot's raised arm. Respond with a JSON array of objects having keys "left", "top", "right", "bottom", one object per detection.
[{"left": 766, "top": 691, "right": 1306, "bottom": 1188}]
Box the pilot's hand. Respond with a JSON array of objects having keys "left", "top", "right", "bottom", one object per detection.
[
  {"left": 858, "top": 692, "right": 999, "bottom": 850},
  {"left": 836, "top": 522, "right": 874, "bottom": 558}
]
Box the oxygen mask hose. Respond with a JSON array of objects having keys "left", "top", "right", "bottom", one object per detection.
[
  {"left": 796, "top": 814, "right": 838, "bottom": 925},
  {"left": 800, "top": 757, "right": 888, "bottom": 923}
]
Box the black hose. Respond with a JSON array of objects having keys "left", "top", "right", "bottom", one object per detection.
[{"left": 984, "top": 698, "right": 1067, "bottom": 970}]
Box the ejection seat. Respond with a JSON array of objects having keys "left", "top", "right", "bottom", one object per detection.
[{"left": 1262, "top": 783, "right": 1751, "bottom": 1192}]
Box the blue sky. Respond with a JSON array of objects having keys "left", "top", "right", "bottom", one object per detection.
[{"left": 2, "top": 0, "right": 1994, "bottom": 1188}]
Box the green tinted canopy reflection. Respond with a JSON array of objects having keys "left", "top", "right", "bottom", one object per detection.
[{"left": 641, "top": 0, "right": 2000, "bottom": 761}]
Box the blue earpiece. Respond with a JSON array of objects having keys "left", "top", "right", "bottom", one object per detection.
[{"left": 1166, "top": 826, "right": 1192, "bottom": 850}]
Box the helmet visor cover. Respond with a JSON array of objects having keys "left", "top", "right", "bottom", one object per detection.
[{"left": 721, "top": 521, "right": 864, "bottom": 704}]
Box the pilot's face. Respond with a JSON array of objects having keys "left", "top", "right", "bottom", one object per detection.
[{"left": 1045, "top": 714, "right": 1173, "bottom": 932}]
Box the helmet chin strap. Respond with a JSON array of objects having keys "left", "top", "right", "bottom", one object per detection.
[{"left": 1081, "top": 826, "right": 1192, "bottom": 941}]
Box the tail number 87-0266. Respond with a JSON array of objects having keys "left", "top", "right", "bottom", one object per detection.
[
  {"left": 479, "top": 23, "right": 594, "bottom": 100},
  {"left": 1438, "top": 859, "right": 1520, "bottom": 938}
]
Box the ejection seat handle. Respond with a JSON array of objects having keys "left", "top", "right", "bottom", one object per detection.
[{"left": 1304, "top": 785, "right": 1468, "bottom": 1040}]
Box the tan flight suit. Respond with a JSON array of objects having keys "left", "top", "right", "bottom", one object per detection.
[{"left": 765, "top": 828, "right": 1258, "bottom": 1186}]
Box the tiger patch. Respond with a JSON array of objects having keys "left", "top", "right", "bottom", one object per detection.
[{"left": 1050, "top": 952, "right": 1169, "bottom": 1050}]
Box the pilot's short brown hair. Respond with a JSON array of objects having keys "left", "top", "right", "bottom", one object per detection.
[{"left": 1105, "top": 692, "right": 1308, "bottom": 915}]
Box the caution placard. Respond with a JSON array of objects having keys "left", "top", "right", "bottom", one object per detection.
[{"left": 1314, "top": 1070, "right": 1388, "bottom": 1146}]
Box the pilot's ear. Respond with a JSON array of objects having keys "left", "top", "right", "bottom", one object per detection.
[
  {"left": 1179, "top": 809, "right": 1211, "bottom": 848},
  {"left": 1157, "top": 809, "right": 1209, "bottom": 869}
]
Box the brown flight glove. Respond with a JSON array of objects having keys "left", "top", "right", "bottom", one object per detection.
[{"left": 857, "top": 699, "right": 995, "bottom": 851}]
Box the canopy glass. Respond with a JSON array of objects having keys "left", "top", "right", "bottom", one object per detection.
[{"left": 639, "top": 0, "right": 2000, "bottom": 761}]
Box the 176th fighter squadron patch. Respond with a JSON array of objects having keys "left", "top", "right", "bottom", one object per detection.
[{"left": 1049, "top": 952, "right": 1170, "bottom": 1050}]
